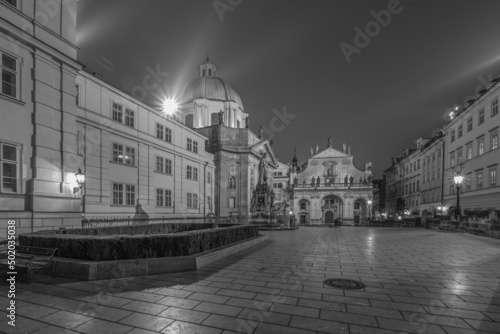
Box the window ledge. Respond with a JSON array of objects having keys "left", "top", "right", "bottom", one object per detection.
[
  {"left": 109, "top": 161, "right": 137, "bottom": 168},
  {"left": 0, "top": 93, "right": 25, "bottom": 106}
]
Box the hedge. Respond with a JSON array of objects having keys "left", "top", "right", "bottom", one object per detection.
[
  {"left": 33, "top": 222, "right": 236, "bottom": 236},
  {"left": 19, "top": 225, "right": 259, "bottom": 261}
]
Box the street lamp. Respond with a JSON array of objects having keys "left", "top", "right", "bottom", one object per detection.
[
  {"left": 74, "top": 168, "right": 85, "bottom": 193},
  {"left": 453, "top": 173, "right": 464, "bottom": 220},
  {"left": 367, "top": 200, "right": 372, "bottom": 220}
]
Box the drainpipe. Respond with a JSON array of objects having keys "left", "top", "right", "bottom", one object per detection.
[{"left": 203, "top": 161, "right": 208, "bottom": 222}]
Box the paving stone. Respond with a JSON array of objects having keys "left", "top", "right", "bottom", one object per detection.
[
  {"left": 39, "top": 310, "right": 93, "bottom": 329},
  {"left": 120, "top": 300, "right": 168, "bottom": 315},
  {"left": 194, "top": 301, "right": 243, "bottom": 316},
  {"left": 118, "top": 312, "right": 174, "bottom": 331},
  {"left": 156, "top": 296, "right": 202, "bottom": 309},
  {"left": 162, "top": 320, "right": 223, "bottom": 333},
  {"left": 254, "top": 322, "right": 317, "bottom": 334},
  {"left": 272, "top": 303, "right": 320, "bottom": 318},
  {"left": 1, "top": 316, "right": 50, "bottom": 334},
  {"left": 202, "top": 314, "right": 259, "bottom": 333},
  {"left": 347, "top": 304, "right": 404, "bottom": 319},
  {"left": 154, "top": 287, "right": 194, "bottom": 298},
  {"left": 72, "top": 318, "right": 133, "bottom": 334},
  {"left": 321, "top": 309, "right": 379, "bottom": 327},
  {"left": 289, "top": 315, "right": 349, "bottom": 333},
  {"left": 158, "top": 306, "right": 210, "bottom": 324},
  {"left": 237, "top": 308, "right": 291, "bottom": 326},
  {"left": 187, "top": 292, "right": 230, "bottom": 304}
]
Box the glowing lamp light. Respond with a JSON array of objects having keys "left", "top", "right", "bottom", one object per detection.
[
  {"left": 163, "top": 98, "right": 179, "bottom": 115},
  {"left": 367, "top": 200, "right": 372, "bottom": 205},
  {"left": 289, "top": 211, "right": 293, "bottom": 215},
  {"left": 73, "top": 168, "right": 85, "bottom": 193},
  {"left": 454, "top": 175, "right": 464, "bottom": 186}
]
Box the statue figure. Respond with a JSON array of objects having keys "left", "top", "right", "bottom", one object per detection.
[
  {"left": 310, "top": 147, "right": 314, "bottom": 156},
  {"left": 315, "top": 144, "right": 319, "bottom": 154},
  {"left": 342, "top": 143, "right": 346, "bottom": 152},
  {"left": 344, "top": 175, "right": 348, "bottom": 184},
  {"left": 359, "top": 177, "right": 363, "bottom": 184},
  {"left": 311, "top": 176, "right": 315, "bottom": 185},
  {"left": 347, "top": 145, "right": 351, "bottom": 155},
  {"left": 327, "top": 136, "right": 333, "bottom": 148},
  {"left": 294, "top": 176, "right": 298, "bottom": 185},
  {"left": 367, "top": 175, "right": 372, "bottom": 183},
  {"left": 229, "top": 176, "right": 236, "bottom": 189},
  {"left": 218, "top": 110, "right": 224, "bottom": 125},
  {"left": 349, "top": 176, "right": 354, "bottom": 185},
  {"left": 258, "top": 152, "right": 268, "bottom": 184},
  {"left": 316, "top": 176, "right": 320, "bottom": 186},
  {"left": 245, "top": 116, "right": 249, "bottom": 128},
  {"left": 259, "top": 125, "right": 264, "bottom": 139}
]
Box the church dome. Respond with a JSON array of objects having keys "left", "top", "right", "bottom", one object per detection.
[
  {"left": 181, "top": 76, "right": 244, "bottom": 108},
  {"left": 181, "top": 57, "right": 244, "bottom": 110}
]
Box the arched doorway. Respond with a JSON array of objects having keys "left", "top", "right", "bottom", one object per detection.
[
  {"left": 325, "top": 211, "right": 334, "bottom": 224},
  {"left": 322, "top": 195, "right": 343, "bottom": 224}
]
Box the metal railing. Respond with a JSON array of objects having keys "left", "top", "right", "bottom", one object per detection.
[{"left": 81, "top": 216, "right": 236, "bottom": 228}]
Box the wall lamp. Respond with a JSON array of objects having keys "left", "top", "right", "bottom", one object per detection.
[{"left": 74, "top": 168, "right": 85, "bottom": 193}]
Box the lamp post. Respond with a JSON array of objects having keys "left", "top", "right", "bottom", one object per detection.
[
  {"left": 367, "top": 200, "right": 372, "bottom": 221},
  {"left": 74, "top": 168, "right": 86, "bottom": 217},
  {"left": 453, "top": 174, "right": 464, "bottom": 220}
]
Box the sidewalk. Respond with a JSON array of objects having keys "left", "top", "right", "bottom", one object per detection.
[{"left": 1, "top": 227, "right": 500, "bottom": 333}]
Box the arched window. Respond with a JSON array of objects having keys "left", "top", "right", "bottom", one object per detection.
[
  {"left": 185, "top": 114, "right": 194, "bottom": 128},
  {"left": 202, "top": 69, "right": 206, "bottom": 76},
  {"left": 208, "top": 69, "right": 212, "bottom": 76}
]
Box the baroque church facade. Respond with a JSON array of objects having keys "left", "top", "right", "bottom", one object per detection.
[
  {"left": 180, "top": 59, "right": 279, "bottom": 218},
  {"left": 290, "top": 139, "right": 374, "bottom": 225}
]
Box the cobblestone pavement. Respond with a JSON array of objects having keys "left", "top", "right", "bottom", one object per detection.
[{"left": 2, "top": 227, "right": 500, "bottom": 334}]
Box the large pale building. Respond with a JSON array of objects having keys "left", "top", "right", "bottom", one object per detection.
[
  {"left": 290, "top": 139, "right": 373, "bottom": 225},
  {"left": 0, "top": 0, "right": 215, "bottom": 238},
  {"left": 443, "top": 77, "right": 500, "bottom": 219}
]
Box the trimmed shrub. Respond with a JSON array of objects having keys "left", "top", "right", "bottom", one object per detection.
[{"left": 19, "top": 225, "right": 259, "bottom": 261}]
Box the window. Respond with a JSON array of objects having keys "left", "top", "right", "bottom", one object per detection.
[
  {"left": 125, "top": 109, "right": 135, "bottom": 128},
  {"left": 112, "top": 183, "right": 135, "bottom": 206},
  {"left": 300, "top": 202, "right": 306, "bottom": 210},
  {"left": 492, "top": 132, "right": 498, "bottom": 150},
  {"left": 237, "top": 120, "right": 240, "bottom": 128},
  {"left": 2, "top": 0, "right": 18, "bottom": 8},
  {"left": 156, "top": 189, "right": 172, "bottom": 207},
  {"left": 156, "top": 124, "right": 172, "bottom": 143},
  {"left": 458, "top": 125, "right": 462, "bottom": 138},
  {"left": 76, "top": 85, "right": 80, "bottom": 106},
  {"left": 467, "top": 117, "right": 473, "bottom": 132},
  {"left": 187, "top": 165, "right": 198, "bottom": 180},
  {"left": 112, "top": 143, "right": 135, "bottom": 166},
  {"left": 207, "top": 195, "right": 212, "bottom": 210},
  {"left": 451, "top": 129, "right": 455, "bottom": 142},
  {"left": 456, "top": 148, "right": 462, "bottom": 165},
  {"left": 450, "top": 152, "right": 455, "bottom": 167},
  {"left": 185, "top": 114, "right": 194, "bottom": 128},
  {"left": 477, "top": 172, "right": 483, "bottom": 189},
  {"left": 207, "top": 171, "right": 211, "bottom": 184},
  {"left": 478, "top": 138, "right": 484, "bottom": 156},
  {"left": 187, "top": 138, "right": 198, "bottom": 153},
  {"left": 156, "top": 157, "right": 172, "bottom": 174},
  {"left": 1, "top": 52, "right": 18, "bottom": 98},
  {"left": 187, "top": 193, "right": 198, "bottom": 209},
  {"left": 112, "top": 102, "right": 123, "bottom": 123},
  {"left": 1, "top": 143, "right": 19, "bottom": 193},
  {"left": 492, "top": 98, "right": 499, "bottom": 117},
  {"left": 466, "top": 144, "right": 472, "bottom": 161},
  {"left": 416, "top": 180, "right": 419, "bottom": 191},
  {"left": 490, "top": 169, "right": 497, "bottom": 187},
  {"left": 478, "top": 109, "right": 485, "bottom": 125}
]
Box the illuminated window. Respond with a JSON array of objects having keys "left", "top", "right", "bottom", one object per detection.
[
  {"left": 467, "top": 117, "right": 473, "bottom": 132},
  {"left": 477, "top": 172, "right": 483, "bottom": 189},
  {"left": 490, "top": 169, "right": 497, "bottom": 187},
  {"left": 478, "top": 108, "right": 484, "bottom": 125},
  {"left": 112, "top": 143, "right": 135, "bottom": 166},
  {"left": 466, "top": 144, "right": 472, "bottom": 160},
  {"left": 478, "top": 138, "right": 484, "bottom": 155},
  {"left": 492, "top": 98, "right": 498, "bottom": 116},
  {"left": 492, "top": 132, "right": 498, "bottom": 150}
]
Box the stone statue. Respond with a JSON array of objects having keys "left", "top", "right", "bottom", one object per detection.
[
  {"left": 347, "top": 145, "right": 351, "bottom": 155},
  {"left": 229, "top": 176, "right": 236, "bottom": 189},
  {"left": 258, "top": 152, "right": 268, "bottom": 184},
  {"left": 316, "top": 176, "right": 320, "bottom": 185},
  {"left": 311, "top": 176, "right": 315, "bottom": 185},
  {"left": 344, "top": 175, "right": 348, "bottom": 184},
  {"left": 315, "top": 144, "right": 319, "bottom": 154},
  {"left": 218, "top": 110, "right": 224, "bottom": 125},
  {"left": 343, "top": 143, "right": 346, "bottom": 152},
  {"left": 310, "top": 147, "right": 314, "bottom": 156},
  {"left": 327, "top": 136, "right": 333, "bottom": 148},
  {"left": 245, "top": 116, "right": 249, "bottom": 128},
  {"left": 350, "top": 176, "right": 354, "bottom": 185},
  {"left": 259, "top": 125, "right": 264, "bottom": 139}
]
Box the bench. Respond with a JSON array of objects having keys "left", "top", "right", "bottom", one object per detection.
[{"left": 0, "top": 245, "right": 57, "bottom": 283}]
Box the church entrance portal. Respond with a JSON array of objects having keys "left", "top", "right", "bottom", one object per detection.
[{"left": 325, "top": 211, "right": 334, "bottom": 225}]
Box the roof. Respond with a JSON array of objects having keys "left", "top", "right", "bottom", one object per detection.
[{"left": 181, "top": 76, "right": 244, "bottom": 109}]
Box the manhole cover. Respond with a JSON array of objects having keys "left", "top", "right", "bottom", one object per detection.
[{"left": 324, "top": 278, "right": 365, "bottom": 290}]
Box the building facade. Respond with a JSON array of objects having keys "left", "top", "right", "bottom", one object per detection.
[
  {"left": 182, "top": 58, "right": 279, "bottom": 218},
  {"left": 290, "top": 139, "right": 373, "bottom": 225},
  {"left": 0, "top": 1, "right": 215, "bottom": 238},
  {"left": 418, "top": 134, "right": 445, "bottom": 220},
  {"left": 443, "top": 77, "right": 500, "bottom": 219}
]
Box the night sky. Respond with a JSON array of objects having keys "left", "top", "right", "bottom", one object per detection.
[{"left": 77, "top": 0, "right": 500, "bottom": 177}]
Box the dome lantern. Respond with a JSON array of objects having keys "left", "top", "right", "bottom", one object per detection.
[{"left": 199, "top": 56, "right": 218, "bottom": 78}]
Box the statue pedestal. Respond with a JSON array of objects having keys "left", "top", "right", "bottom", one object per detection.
[{"left": 250, "top": 182, "right": 275, "bottom": 226}]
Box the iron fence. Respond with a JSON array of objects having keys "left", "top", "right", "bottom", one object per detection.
[{"left": 81, "top": 215, "right": 239, "bottom": 228}]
